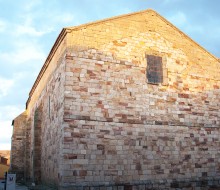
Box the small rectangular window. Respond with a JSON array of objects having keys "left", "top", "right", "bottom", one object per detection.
[{"left": 146, "top": 55, "right": 163, "bottom": 84}]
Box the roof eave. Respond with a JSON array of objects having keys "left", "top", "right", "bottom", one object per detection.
[{"left": 26, "top": 28, "right": 70, "bottom": 109}]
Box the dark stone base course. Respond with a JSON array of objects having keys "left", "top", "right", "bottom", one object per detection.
[{"left": 59, "top": 179, "right": 220, "bottom": 190}]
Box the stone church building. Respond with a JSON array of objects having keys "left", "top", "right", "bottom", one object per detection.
[{"left": 11, "top": 9, "right": 220, "bottom": 189}]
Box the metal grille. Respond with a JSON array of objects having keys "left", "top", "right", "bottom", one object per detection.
[{"left": 146, "top": 55, "right": 163, "bottom": 84}]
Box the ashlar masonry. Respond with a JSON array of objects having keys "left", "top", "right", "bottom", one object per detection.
[{"left": 11, "top": 9, "right": 220, "bottom": 189}]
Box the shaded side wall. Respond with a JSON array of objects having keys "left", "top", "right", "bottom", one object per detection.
[
  {"left": 10, "top": 112, "right": 27, "bottom": 181},
  {"left": 26, "top": 52, "right": 66, "bottom": 186},
  {"left": 11, "top": 39, "right": 67, "bottom": 185},
  {"left": 10, "top": 32, "right": 67, "bottom": 185},
  {"left": 24, "top": 119, "right": 31, "bottom": 181},
  {"left": 26, "top": 33, "right": 67, "bottom": 114}
]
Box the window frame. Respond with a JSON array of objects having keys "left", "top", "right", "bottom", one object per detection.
[
  {"left": 145, "top": 53, "right": 168, "bottom": 86},
  {"left": 146, "top": 55, "right": 163, "bottom": 84}
]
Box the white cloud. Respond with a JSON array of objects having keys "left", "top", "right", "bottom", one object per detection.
[
  {"left": 23, "top": 0, "right": 42, "bottom": 11},
  {"left": 0, "top": 143, "right": 11, "bottom": 150},
  {"left": 57, "top": 13, "right": 75, "bottom": 24},
  {"left": 0, "top": 121, "right": 13, "bottom": 137},
  {"left": 114, "top": 8, "right": 131, "bottom": 17},
  {"left": 185, "top": 25, "right": 204, "bottom": 34},
  {"left": 14, "top": 11, "right": 54, "bottom": 37},
  {"left": 46, "top": 12, "right": 75, "bottom": 26},
  {"left": 0, "top": 105, "right": 24, "bottom": 121},
  {"left": 15, "top": 24, "right": 54, "bottom": 37},
  {"left": 164, "top": 0, "right": 181, "bottom": 4},
  {"left": 0, "top": 19, "right": 7, "bottom": 32},
  {"left": 0, "top": 121, "right": 13, "bottom": 150},
  {"left": 0, "top": 77, "right": 14, "bottom": 98},
  {"left": 0, "top": 105, "right": 24, "bottom": 150},
  {"left": 0, "top": 41, "right": 46, "bottom": 65},
  {"left": 168, "top": 12, "right": 187, "bottom": 27}
]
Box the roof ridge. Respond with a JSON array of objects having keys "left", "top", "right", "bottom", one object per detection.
[
  {"left": 152, "top": 11, "right": 219, "bottom": 62},
  {"left": 66, "top": 9, "right": 155, "bottom": 31},
  {"left": 67, "top": 9, "right": 218, "bottom": 62}
]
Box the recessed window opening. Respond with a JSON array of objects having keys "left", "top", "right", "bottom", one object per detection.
[{"left": 146, "top": 55, "right": 163, "bottom": 84}]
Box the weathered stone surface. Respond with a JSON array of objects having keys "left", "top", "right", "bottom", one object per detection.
[
  {"left": 10, "top": 9, "right": 220, "bottom": 189},
  {"left": 10, "top": 112, "right": 27, "bottom": 181}
]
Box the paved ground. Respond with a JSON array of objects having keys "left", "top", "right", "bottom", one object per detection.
[
  {"left": 0, "top": 180, "right": 28, "bottom": 190},
  {"left": 16, "top": 184, "right": 28, "bottom": 190}
]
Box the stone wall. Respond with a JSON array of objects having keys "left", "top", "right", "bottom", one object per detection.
[
  {"left": 24, "top": 119, "right": 31, "bottom": 181},
  {"left": 26, "top": 33, "right": 67, "bottom": 114},
  {"left": 61, "top": 120, "right": 220, "bottom": 189},
  {"left": 61, "top": 38, "right": 219, "bottom": 188},
  {"left": 11, "top": 9, "right": 220, "bottom": 189},
  {"left": 25, "top": 53, "right": 66, "bottom": 186},
  {"left": 12, "top": 52, "right": 67, "bottom": 186},
  {"left": 10, "top": 112, "right": 27, "bottom": 181},
  {"left": 67, "top": 10, "right": 220, "bottom": 81},
  {"left": 63, "top": 49, "right": 219, "bottom": 128},
  {"left": 11, "top": 24, "right": 67, "bottom": 187}
]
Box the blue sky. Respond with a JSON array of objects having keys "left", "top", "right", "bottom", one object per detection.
[{"left": 0, "top": 0, "right": 219, "bottom": 150}]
